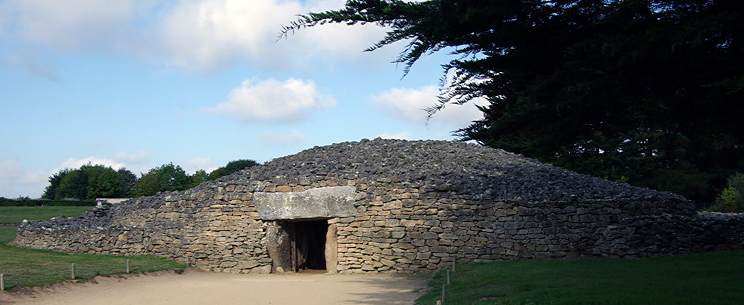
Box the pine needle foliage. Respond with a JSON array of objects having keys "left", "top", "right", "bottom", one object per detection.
[{"left": 283, "top": 0, "right": 744, "bottom": 203}]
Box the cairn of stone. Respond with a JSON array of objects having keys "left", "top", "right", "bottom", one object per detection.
[{"left": 13, "top": 139, "right": 743, "bottom": 273}]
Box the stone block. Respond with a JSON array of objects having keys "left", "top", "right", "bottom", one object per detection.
[
  {"left": 415, "top": 252, "right": 432, "bottom": 260},
  {"left": 254, "top": 186, "right": 358, "bottom": 220},
  {"left": 250, "top": 265, "right": 272, "bottom": 274},
  {"left": 238, "top": 260, "right": 260, "bottom": 269}
]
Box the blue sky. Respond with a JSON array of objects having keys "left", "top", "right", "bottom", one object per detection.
[{"left": 0, "top": 0, "right": 485, "bottom": 198}]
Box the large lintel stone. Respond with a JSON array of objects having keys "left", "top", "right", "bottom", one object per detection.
[{"left": 254, "top": 186, "right": 357, "bottom": 220}]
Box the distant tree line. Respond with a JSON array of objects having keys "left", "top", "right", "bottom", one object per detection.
[{"left": 41, "top": 159, "right": 258, "bottom": 200}]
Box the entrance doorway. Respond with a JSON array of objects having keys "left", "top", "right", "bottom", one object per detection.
[
  {"left": 267, "top": 219, "right": 332, "bottom": 273},
  {"left": 291, "top": 220, "right": 328, "bottom": 271}
]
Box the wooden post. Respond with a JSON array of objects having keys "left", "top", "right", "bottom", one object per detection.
[
  {"left": 452, "top": 257, "right": 456, "bottom": 272},
  {"left": 441, "top": 283, "right": 446, "bottom": 302},
  {"left": 1, "top": 273, "right": 5, "bottom": 292},
  {"left": 186, "top": 257, "right": 190, "bottom": 267},
  {"left": 71, "top": 263, "right": 76, "bottom": 280},
  {"left": 446, "top": 269, "right": 451, "bottom": 285},
  {"left": 126, "top": 259, "right": 130, "bottom": 274},
  {"left": 291, "top": 223, "right": 297, "bottom": 272}
]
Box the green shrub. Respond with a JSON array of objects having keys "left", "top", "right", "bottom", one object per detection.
[{"left": 711, "top": 173, "right": 744, "bottom": 212}]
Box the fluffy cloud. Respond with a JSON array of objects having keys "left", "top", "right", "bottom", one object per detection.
[
  {"left": 371, "top": 86, "right": 486, "bottom": 127},
  {"left": 0, "top": 0, "right": 390, "bottom": 73},
  {"left": 2, "top": 52, "right": 58, "bottom": 80},
  {"left": 0, "top": 0, "right": 137, "bottom": 51},
  {"left": 57, "top": 157, "right": 127, "bottom": 171},
  {"left": 0, "top": 159, "right": 22, "bottom": 179},
  {"left": 158, "top": 0, "right": 300, "bottom": 70},
  {"left": 182, "top": 157, "right": 217, "bottom": 174},
  {"left": 113, "top": 150, "right": 151, "bottom": 165},
  {"left": 259, "top": 130, "right": 307, "bottom": 146},
  {"left": 0, "top": 159, "right": 49, "bottom": 198},
  {"left": 211, "top": 78, "right": 335, "bottom": 122},
  {"left": 0, "top": 156, "right": 142, "bottom": 198},
  {"left": 371, "top": 86, "right": 439, "bottom": 124},
  {"left": 158, "top": 0, "right": 388, "bottom": 71},
  {"left": 374, "top": 132, "right": 412, "bottom": 140},
  {"left": 286, "top": 21, "right": 390, "bottom": 64},
  {"left": 432, "top": 97, "right": 487, "bottom": 126}
]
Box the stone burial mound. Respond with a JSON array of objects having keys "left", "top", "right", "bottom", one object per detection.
[{"left": 12, "top": 139, "right": 744, "bottom": 274}]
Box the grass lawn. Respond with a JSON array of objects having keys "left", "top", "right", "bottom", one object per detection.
[
  {"left": 0, "top": 208, "right": 185, "bottom": 291},
  {"left": 417, "top": 250, "right": 744, "bottom": 305},
  {"left": 0, "top": 206, "right": 94, "bottom": 223}
]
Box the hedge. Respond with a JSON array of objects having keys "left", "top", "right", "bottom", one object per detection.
[{"left": 0, "top": 197, "right": 96, "bottom": 207}]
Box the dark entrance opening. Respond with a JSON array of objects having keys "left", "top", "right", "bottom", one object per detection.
[{"left": 289, "top": 219, "right": 328, "bottom": 271}]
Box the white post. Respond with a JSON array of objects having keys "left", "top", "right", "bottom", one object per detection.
[
  {"left": 126, "top": 259, "right": 130, "bottom": 274},
  {"left": 71, "top": 263, "right": 76, "bottom": 280},
  {"left": 441, "top": 283, "right": 446, "bottom": 302},
  {"left": 446, "top": 269, "right": 451, "bottom": 285},
  {"left": 452, "top": 257, "right": 456, "bottom": 272},
  {"left": 1, "top": 273, "right": 4, "bottom": 292}
]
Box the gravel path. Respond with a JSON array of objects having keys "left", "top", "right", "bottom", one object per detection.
[{"left": 0, "top": 270, "right": 427, "bottom": 305}]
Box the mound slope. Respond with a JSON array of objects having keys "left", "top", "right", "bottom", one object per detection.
[{"left": 238, "top": 138, "right": 686, "bottom": 203}]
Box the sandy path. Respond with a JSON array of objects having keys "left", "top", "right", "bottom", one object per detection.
[{"left": 0, "top": 270, "right": 427, "bottom": 305}]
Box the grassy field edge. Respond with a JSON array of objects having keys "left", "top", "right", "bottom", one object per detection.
[
  {"left": 0, "top": 206, "right": 94, "bottom": 224},
  {"left": 1, "top": 228, "right": 186, "bottom": 290},
  {"left": 416, "top": 250, "right": 744, "bottom": 305},
  {"left": 0, "top": 207, "right": 186, "bottom": 291}
]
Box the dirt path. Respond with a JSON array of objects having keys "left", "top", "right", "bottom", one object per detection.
[{"left": 0, "top": 269, "right": 427, "bottom": 305}]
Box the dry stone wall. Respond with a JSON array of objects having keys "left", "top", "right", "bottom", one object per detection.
[
  {"left": 592, "top": 212, "right": 744, "bottom": 257},
  {"left": 328, "top": 180, "right": 693, "bottom": 272},
  {"left": 14, "top": 184, "right": 274, "bottom": 274},
  {"left": 12, "top": 139, "right": 741, "bottom": 274}
]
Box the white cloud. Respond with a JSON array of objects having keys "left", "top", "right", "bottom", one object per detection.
[
  {"left": 182, "top": 157, "right": 217, "bottom": 174},
  {"left": 158, "top": 0, "right": 300, "bottom": 71},
  {"left": 113, "top": 150, "right": 151, "bottom": 164},
  {"left": 294, "top": 0, "right": 391, "bottom": 56},
  {"left": 57, "top": 157, "right": 127, "bottom": 172},
  {"left": 0, "top": 157, "right": 140, "bottom": 198},
  {"left": 374, "top": 132, "right": 412, "bottom": 140},
  {"left": 0, "top": 159, "right": 22, "bottom": 179},
  {"left": 433, "top": 132, "right": 455, "bottom": 141},
  {"left": 211, "top": 78, "right": 335, "bottom": 122},
  {"left": 0, "top": 0, "right": 392, "bottom": 72},
  {"left": 371, "top": 86, "right": 439, "bottom": 124},
  {"left": 432, "top": 97, "right": 487, "bottom": 126},
  {"left": 158, "top": 0, "right": 389, "bottom": 71},
  {"left": 2, "top": 51, "right": 58, "bottom": 80},
  {"left": 0, "top": 0, "right": 137, "bottom": 51},
  {"left": 287, "top": 21, "right": 391, "bottom": 64},
  {"left": 260, "top": 130, "right": 307, "bottom": 146},
  {"left": 0, "top": 159, "right": 48, "bottom": 198},
  {"left": 20, "top": 169, "right": 48, "bottom": 184},
  {"left": 371, "top": 86, "right": 486, "bottom": 127}
]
